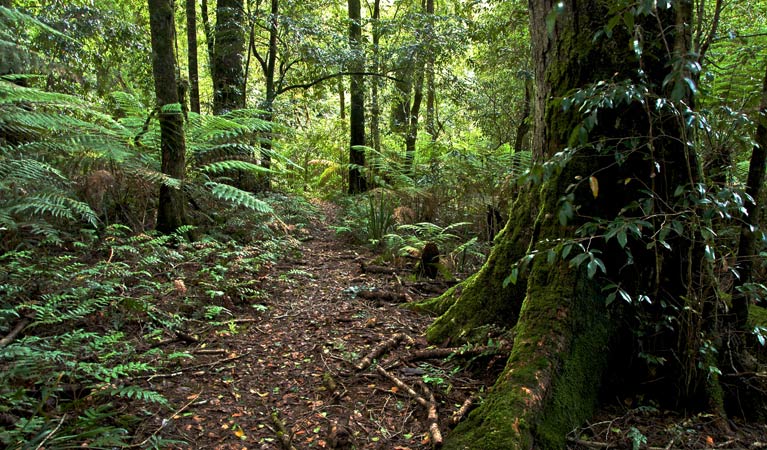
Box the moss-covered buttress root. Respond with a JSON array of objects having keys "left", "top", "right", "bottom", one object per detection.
[{"left": 442, "top": 256, "right": 612, "bottom": 449}]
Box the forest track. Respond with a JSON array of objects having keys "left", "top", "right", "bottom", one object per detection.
[{"left": 143, "top": 201, "right": 485, "bottom": 449}]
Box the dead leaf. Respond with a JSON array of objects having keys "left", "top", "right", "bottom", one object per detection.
[{"left": 589, "top": 176, "right": 599, "bottom": 199}]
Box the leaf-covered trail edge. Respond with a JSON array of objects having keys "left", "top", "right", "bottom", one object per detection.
[{"left": 147, "top": 201, "right": 486, "bottom": 449}]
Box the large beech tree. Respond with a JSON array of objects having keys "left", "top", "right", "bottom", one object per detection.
[
  {"left": 148, "top": 0, "right": 187, "bottom": 233},
  {"left": 414, "top": 1, "right": 751, "bottom": 448}
]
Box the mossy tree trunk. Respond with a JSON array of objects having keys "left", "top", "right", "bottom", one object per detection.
[
  {"left": 416, "top": 2, "right": 715, "bottom": 449},
  {"left": 148, "top": 0, "right": 188, "bottom": 234}
]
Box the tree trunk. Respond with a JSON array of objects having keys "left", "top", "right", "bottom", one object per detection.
[
  {"left": 424, "top": 0, "right": 436, "bottom": 142},
  {"left": 200, "top": 0, "right": 215, "bottom": 70},
  {"left": 414, "top": 2, "right": 708, "bottom": 448},
  {"left": 186, "top": 0, "right": 201, "bottom": 114},
  {"left": 347, "top": 0, "right": 367, "bottom": 194},
  {"left": 512, "top": 74, "right": 532, "bottom": 153},
  {"left": 338, "top": 76, "right": 346, "bottom": 120},
  {"left": 254, "top": 0, "right": 279, "bottom": 191},
  {"left": 369, "top": 0, "right": 381, "bottom": 153},
  {"left": 732, "top": 63, "right": 767, "bottom": 329},
  {"left": 404, "top": 61, "right": 423, "bottom": 171},
  {"left": 212, "top": 0, "right": 245, "bottom": 115},
  {"left": 148, "top": 0, "right": 188, "bottom": 234}
]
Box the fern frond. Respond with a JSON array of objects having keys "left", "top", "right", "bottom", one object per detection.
[
  {"left": 8, "top": 193, "right": 97, "bottom": 227},
  {"left": 198, "top": 159, "right": 273, "bottom": 175},
  {"left": 0, "top": 158, "right": 66, "bottom": 186},
  {"left": 102, "top": 385, "right": 168, "bottom": 406},
  {"left": 109, "top": 91, "right": 147, "bottom": 118},
  {"left": 205, "top": 182, "right": 274, "bottom": 213}
]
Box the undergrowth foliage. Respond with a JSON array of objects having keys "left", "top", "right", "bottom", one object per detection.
[{"left": 0, "top": 220, "right": 297, "bottom": 447}]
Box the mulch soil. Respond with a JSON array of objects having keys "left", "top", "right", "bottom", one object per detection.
[
  {"left": 136, "top": 202, "right": 492, "bottom": 449},
  {"left": 137, "top": 201, "right": 767, "bottom": 450}
]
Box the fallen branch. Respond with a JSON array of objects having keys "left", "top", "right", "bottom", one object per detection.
[
  {"left": 270, "top": 410, "right": 297, "bottom": 450},
  {"left": 565, "top": 438, "right": 613, "bottom": 449},
  {"left": 375, "top": 366, "right": 428, "bottom": 408},
  {"left": 193, "top": 348, "right": 228, "bottom": 355},
  {"left": 357, "top": 289, "right": 409, "bottom": 303},
  {"left": 409, "top": 344, "right": 509, "bottom": 362},
  {"left": 418, "top": 381, "right": 443, "bottom": 448},
  {"left": 355, "top": 333, "right": 413, "bottom": 371},
  {"left": 34, "top": 413, "right": 66, "bottom": 450},
  {"left": 451, "top": 395, "right": 476, "bottom": 425},
  {"left": 360, "top": 262, "right": 398, "bottom": 274},
  {"left": 0, "top": 318, "right": 30, "bottom": 348},
  {"left": 127, "top": 392, "right": 201, "bottom": 448},
  {"left": 147, "top": 354, "right": 246, "bottom": 380}
]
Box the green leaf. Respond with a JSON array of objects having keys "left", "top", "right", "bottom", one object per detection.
[
  {"left": 586, "top": 258, "right": 606, "bottom": 279},
  {"left": 547, "top": 248, "right": 557, "bottom": 264},
  {"left": 569, "top": 252, "right": 589, "bottom": 268},
  {"left": 617, "top": 229, "right": 628, "bottom": 248},
  {"left": 558, "top": 201, "right": 573, "bottom": 226},
  {"left": 504, "top": 267, "right": 519, "bottom": 287},
  {"left": 562, "top": 243, "right": 573, "bottom": 259},
  {"left": 704, "top": 245, "right": 715, "bottom": 261},
  {"left": 622, "top": 10, "right": 635, "bottom": 31}
]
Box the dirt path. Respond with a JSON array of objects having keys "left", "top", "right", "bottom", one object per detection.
[{"left": 147, "top": 201, "right": 484, "bottom": 449}]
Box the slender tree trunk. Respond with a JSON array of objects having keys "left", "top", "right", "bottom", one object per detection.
[
  {"left": 148, "top": 0, "right": 188, "bottom": 234},
  {"left": 512, "top": 75, "right": 532, "bottom": 152},
  {"left": 732, "top": 63, "right": 767, "bottom": 330},
  {"left": 338, "top": 76, "right": 346, "bottom": 120},
  {"left": 424, "top": 0, "right": 436, "bottom": 142},
  {"left": 347, "top": 0, "right": 367, "bottom": 194},
  {"left": 186, "top": 0, "right": 200, "bottom": 114},
  {"left": 200, "top": 0, "right": 214, "bottom": 84},
  {"left": 414, "top": 2, "right": 706, "bottom": 448},
  {"left": 369, "top": 0, "right": 381, "bottom": 153},
  {"left": 404, "top": 63, "right": 423, "bottom": 170},
  {"left": 212, "top": 0, "right": 245, "bottom": 114},
  {"left": 255, "top": 0, "right": 279, "bottom": 190}
]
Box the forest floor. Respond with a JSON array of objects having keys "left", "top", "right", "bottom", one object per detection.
[
  {"left": 139, "top": 201, "right": 494, "bottom": 449},
  {"left": 141, "top": 200, "right": 767, "bottom": 450}
]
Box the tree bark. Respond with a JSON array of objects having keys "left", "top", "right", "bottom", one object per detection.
[
  {"left": 347, "top": 0, "right": 367, "bottom": 194},
  {"left": 414, "top": 2, "right": 707, "bottom": 448},
  {"left": 425, "top": 0, "right": 437, "bottom": 142},
  {"left": 148, "top": 0, "right": 188, "bottom": 234},
  {"left": 369, "top": 0, "right": 381, "bottom": 153},
  {"left": 212, "top": 0, "right": 245, "bottom": 115},
  {"left": 732, "top": 63, "right": 767, "bottom": 330},
  {"left": 186, "top": 0, "right": 201, "bottom": 114},
  {"left": 512, "top": 74, "right": 532, "bottom": 153},
  {"left": 200, "top": 0, "right": 215, "bottom": 69}
]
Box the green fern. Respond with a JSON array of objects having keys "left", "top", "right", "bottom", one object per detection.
[
  {"left": 103, "top": 385, "right": 169, "bottom": 405},
  {"left": 206, "top": 182, "right": 274, "bottom": 213}
]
